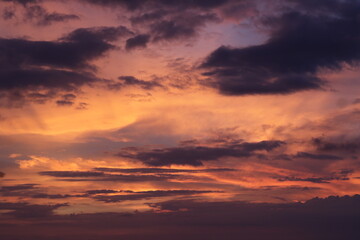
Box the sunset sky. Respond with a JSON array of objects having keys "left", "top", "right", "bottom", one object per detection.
[{"left": 0, "top": 0, "right": 360, "bottom": 239}]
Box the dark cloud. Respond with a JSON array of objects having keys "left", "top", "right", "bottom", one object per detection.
[
  {"left": 276, "top": 170, "right": 352, "bottom": 183},
  {"left": 0, "top": 70, "right": 96, "bottom": 108},
  {"left": 30, "top": 193, "right": 76, "bottom": 199},
  {"left": 55, "top": 93, "right": 77, "bottom": 106},
  {"left": 200, "top": 0, "right": 360, "bottom": 95},
  {"left": 39, "top": 171, "right": 105, "bottom": 177},
  {"left": 0, "top": 25, "right": 131, "bottom": 107},
  {"left": 23, "top": 4, "right": 80, "bottom": 26},
  {"left": 56, "top": 100, "right": 74, "bottom": 106},
  {"left": 277, "top": 176, "right": 349, "bottom": 184},
  {"left": 76, "top": 102, "right": 89, "bottom": 110},
  {"left": 36, "top": 11, "right": 79, "bottom": 26},
  {"left": 26, "top": 92, "right": 54, "bottom": 104},
  {"left": 109, "top": 76, "right": 163, "bottom": 90},
  {"left": 0, "top": 201, "right": 67, "bottom": 218},
  {"left": 64, "top": 25, "right": 132, "bottom": 45},
  {"left": 87, "top": 0, "right": 222, "bottom": 47},
  {"left": 2, "top": 1, "right": 79, "bottom": 25},
  {"left": 61, "top": 93, "right": 76, "bottom": 101},
  {"left": 353, "top": 98, "right": 360, "bottom": 104},
  {"left": 0, "top": 183, "right": 85, "bottom": 199},
  {"left": 0, "top": 26, "right": 130, "bottom": 71},
  {"left": 274, "top": 185, "right": 322, "bottom": 192},
  {"left": 0, "top": 184, "right": 37, "bottom": 193},
  {"left": 38, "top": 170, "right": 176, "bottom": 182},
  {"left": 85, "top": 189, "right": 123, "bottom": 195},
  {"left": 130, "top": 10, "right": 167, "bottom": 25},
  {"left": 94, "top": 190, "right": 217, "bottom": 202},
  {"left": 2, "top": 0, "right": 40, "bottom": 5},
  {"left": 149, "top": 13, "right": 219, "bottom": 42},
  {"left": 125, "top": 34, "right": 150, "bottom": 50},
  {"left": 1, "top": 194, "right": 360, "bottom": 239},
  {"left": 219, "top": 0, "right": 256, "bottom": 20},
  {"left": 288, "top": 0, "right": 360, "bottom": 15},
  {"left": 93, "top": 167, "right": 236, "bottom": 173},
  {"left": 2, "top": 7, "right": 15, "bottom": 20},
  {"left": 0, "top": 69, "right": 97, "bottom": 91},
  {"left": 312, "top": 137, "right": 360, "bottom": 153},
  {"left": 294, "top": 152, "right": 342, "bottom": 160},
  {"left": 84, "top": 0, "right": 147, "bottom": 10},
  {"left": 117, "top": 140, "right": 285, "bottom": 166},
  {"left": 85, "top": 0, "right": 229, "bottom": 11}
]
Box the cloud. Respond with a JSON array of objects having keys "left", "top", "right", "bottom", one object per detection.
[
  {"left": 108, "top": 76, "right": 163, "bottom": 90},
  {"left": 0, "top": 184, "right": 37, "bottom": 192},
  {"left": 84, "top": 0, "right": 147, "bottom": 10},
  {"left": 276, "top": 170, "right": 353, "bottom": 183},
  {"left": 0, "top": 183, "right": 86, "bottom": 199},
  {"left": 200, "top": 0, "right": 360, "bottom": 95},
  {"left": 294, "top": 152, "right": 342, "bottom": 160},
  {"left": 0, "top": 201, "right": 68, "bottom": 218},
  {"left": 0, "top": 25, "right": 132, "bottom": 107},
  {"left": 38, "top": 170, "right": 176, "bottom": 182},
  {"left": 84, "top": 0, "right": 230, "bottom": 10},
  {"left": 125, "top": 34, "right": 150, "bottom": 50},
  {"left": 277, "top": 176, "right": 350, "bottom": 184},
  {"left": 2, "top": 0, "right": 40, "bottom": 5},
  {"left": 55, "top": 93, "right": 77, "bottom": 106},
  {"left": 2, "top": 1, "right": 80, "bottom": 25},
  {"left": 2, "top": 0, "right": 40, "bottom": 6},
  {"left": 2, "top": 7, "right": 15, "bottom": 20},
  {"left": 30, "top": 193, "right": 77, "bottom": 199},
  {"left": 85, "top": 189, "right": 123, "bottom": 195},
  {"left": 116, "top": 140, "right": 285, "bottom": 166},
  {"left": 93, "top": 167, "right": 236, "bottom": 173},
  {"left": 93, "top": 190, "right": 217, "bottom": 202},
  {"left": 0, "top": 25, "right": 131, "bottom": 71},
  {"left": 86, "top": 0, "right": 222, "bottom": 47},
  {"left": 0, "top": 69, "right": 97, "bottom": 91},
  {"left": 23, "top": 4, "right": 80, "bottom": 26},
  {"left": 149, "top": 12, "right": 219, "bottom": 42},
  {"left": 312, "top": 137, "right": 360, "bottom": 153},
  {"left": 38, "top": 171, "right": 105, "bottom": 177}
]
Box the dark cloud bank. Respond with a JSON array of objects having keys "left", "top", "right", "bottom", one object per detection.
[
  {"left": 117, "top": 140, "right": 285, "bottom": 166},
  {"left": 0, "top": 194, "right": 359, "bottom": 240}
]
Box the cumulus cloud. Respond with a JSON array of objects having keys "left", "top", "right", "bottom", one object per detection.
[
  {"left": 0, "top": 25, "right": 132, "bottom": 107},
  {"left": 200, "top": 0, "right": 360, "bottom": 95}
]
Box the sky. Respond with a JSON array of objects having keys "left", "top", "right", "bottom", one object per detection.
[{"left": 0, "top": 0, "right": 360, "bottom": 239}]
